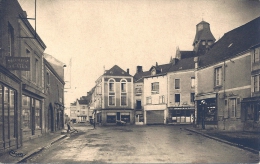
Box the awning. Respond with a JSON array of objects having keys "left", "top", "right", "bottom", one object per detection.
[{"left": 195, "top": 93, "right": 216, "bottom": 100}]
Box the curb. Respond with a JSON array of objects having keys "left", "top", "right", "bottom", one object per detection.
[
  {"left": 185, "top": 128, "right": 258, "bottom": 154},
  {"left": 17, "top": 134, "right": 67, "bottom": 163}
]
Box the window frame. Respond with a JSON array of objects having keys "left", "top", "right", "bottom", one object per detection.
[
  {"left": 175, "top": 79, "right": 180, "bottom": 89},
  {"left": 151, "top": 82, "right": 159, "bottom": 94},
  {"left": 214, "top": 66, "right": 222, "bottom": 87}
]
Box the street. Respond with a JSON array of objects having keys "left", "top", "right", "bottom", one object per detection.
[{"left": 27, "top": 124, "right": 258, "bottom": 163}]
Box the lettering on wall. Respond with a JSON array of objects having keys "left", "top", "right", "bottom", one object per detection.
[{"left": 6, "top": 57, "right": 30, "bottom": 71}]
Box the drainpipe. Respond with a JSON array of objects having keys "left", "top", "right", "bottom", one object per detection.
[{"left": 223, "top": 60, "right": 226, "bottom": 130}]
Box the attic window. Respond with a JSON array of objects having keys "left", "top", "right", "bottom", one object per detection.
[{"left": 228, "top": 43, "right": 233, "bottom": 48}]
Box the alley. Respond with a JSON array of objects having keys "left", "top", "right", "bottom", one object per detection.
[{"left": 26, "top": 124, "right": 258, "bottom": 163}]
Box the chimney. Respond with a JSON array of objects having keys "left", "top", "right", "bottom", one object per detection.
[
  {"left": 22, "top": 11, "right": 27, "bottom": 18},
  {"left": 136, "top": 66, "right": 143, "bottom": 73},
  {"left": 171, "top": 58, "right": 179, "bottom": 65},
  {"left": 127, "top": 68, "right": 129, "bottom": 74},
  {"left": 156, "top": 62, "right": 158, "bottom": 66}
]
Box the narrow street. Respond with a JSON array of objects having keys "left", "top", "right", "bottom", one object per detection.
[{"left": 26, "top": 124, "right": 258, "bottom": 163}]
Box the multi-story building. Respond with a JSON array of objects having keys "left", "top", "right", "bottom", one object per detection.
[
  {"left": 195, "top": 17, "right": 260, "bottom": 131},
  {"left": 93, "top": 65, "right": 134, "bottom": 125},
  {"left": 76, "top": 99, "right": 88, "bottom": 123},
  {"left": 133, "top": 66, "right": 149, "bottom": 125},
  {"left": 143, "top": 63, "right": 171, "bottom": 124},
  {"left": 167, "top": 57, "right": 196, "bottom": 124},
  {"left": 69, "top": 102, "right": 77, "bottom": 123},
  {"left": 44, "top": 54, "right": 65, "bottom": 133}
]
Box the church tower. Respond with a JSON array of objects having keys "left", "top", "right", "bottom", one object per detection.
[{"left": 193, "top": 20, "right": 215, "bottom": 55}]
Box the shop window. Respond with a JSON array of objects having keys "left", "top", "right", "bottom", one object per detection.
[
  {"left": 214, "top": 67, "right": 222, "bottom": 87},
  {"left": 35, "top": 99, "right": 41, "bottom": 129},
  {"left": 121, "top": 113, "right": 130, "bottom": 123},
  {"left": 1, "top": 85, "right": 17, "bottom": 144},
  {"left": 22, "top": 95, "right": 31, "bottom": 130},
  {"left": 151, "top": 82, "right": 159, "bottom": 94},
  {"left": 107, "top": 114, "right": 116, "bottom": 123},
  {"left": 175, "top": 79, "right": 180, "bottom": 89}
]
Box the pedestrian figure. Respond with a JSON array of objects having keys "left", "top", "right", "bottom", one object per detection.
[
  {"left": 65, "top": 116, "right": 71, "bottom": 133},
  {"left": 93, "top": 117, "right": 96, "bottom": 129}
]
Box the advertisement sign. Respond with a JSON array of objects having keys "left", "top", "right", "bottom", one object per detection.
[{"left": 6, "top": 57, "right": 30, "bottom": 71}]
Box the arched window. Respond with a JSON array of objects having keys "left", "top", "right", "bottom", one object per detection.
[
  {"left": 121, "top": 79, "right": 127, "bottom": 92},
  {"left": 108, "top": 79, "right": 115, "bottom": 92}
]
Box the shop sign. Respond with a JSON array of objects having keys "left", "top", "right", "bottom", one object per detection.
[
  {"left": 6, "top": 57, "right": 30, "bottom": 71},
  {"left": 169, "top": 107, "right": 195, "bottom": 110}
]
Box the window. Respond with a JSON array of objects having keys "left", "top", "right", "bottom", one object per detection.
[
  {"left": 109, "top": 95, "right": 115, "bottom": 106},
  {"left": 121, "top": 80, "right": 126, "bottom": 92},
  {"left": 146, "top": 97, "right": 152, "bottom": 104},
  {"left": 109, "top": 79, "right": 115, "bottom": 92},
  {"left": 253, "top": 75, "right": 260, "bottom": 92},
  {"left": 202, "top": 41, "right": 206, "bottom": 45},
  {"left": 191, "top": 77, "right": 195, "bottom": 88},
  {"left": 159, "top": 95, "right": 165, "bottom": 104},
  {"left": 46, "top": 72, "right": 50, "bottom": 85},
  {"left": 229, "top": 98, "right": 236, "bottom": 118},
  {"left": 33, "top": 58, "right": 39, "bottom": 83},
  {"left": 175, "top": 94, "right": 180, "bottom": 103},
  {"left": 214, "top": 67, "right": 222, "bottom": 86},
  {"left": 121, "top": 95, "right": 127, "bottom": 106},
  {"left": 8, "top": 23, "right": 14, "bottom": 56},
  {"left": 35, "top": 99, "right": 41, "bottom": 129},
  {"left": 253, "top": 47, "right": 260, "bottom": 63},
  {"left": 136, "top": 100, "right": 141, "bottom": 109},
  {"left": 175, "top": 79, "right": 180, "bottom": 89},
  {"left": 107, "top": 113, "right": 116, "bottom": 123},
  {"left": 190, "top": 93, "right": 195, "bottom": 103},
  {"left": 151, "top": 82, "right": 159, "bottom": 94},
  {"left": 121, "top": 113, "right": 130, "bottom": 123}
]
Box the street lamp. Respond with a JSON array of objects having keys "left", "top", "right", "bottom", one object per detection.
[{"left": 201, "top": 100, "right": 206, "bottom": 129}]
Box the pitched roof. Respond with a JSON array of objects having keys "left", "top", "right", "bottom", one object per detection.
[
  {"left": 168, "top": 57, "right": 195, "bottom": 72},
  {"left": 78, "top": 100, "right": 89, "bottom": 105},
  {"left": 103, "top": 65, "right": 132, "bottom": 77},
  {"left": 179, "top": 51, "right": 196, "bottom": 59},
  {"left": 133, "top": 71, "right": 150, "bottom": 82},
  {"left": 199, "top": 16, "right": 260, "bottom": 68}
]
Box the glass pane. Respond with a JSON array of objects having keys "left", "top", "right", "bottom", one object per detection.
[
  {"left": 35, "top": 99, "right": 41, "bottom": 129},
  {"left": 4, "top": 87, "right": 9, "bottom": 140},
  {"left": 0, "top": 85, "right": 3, "bottom": 143},
  {"left": 9, "top": 89, "right": 15, "bottom": 138},
  {"left": 22, "top": 95, "right": 31, "bottom": 130}
]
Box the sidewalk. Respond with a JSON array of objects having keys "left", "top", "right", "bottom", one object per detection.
[
  {"left": 0, "top": 131, "right": 67, "bottom": 163},
  {"left": 185, "top": 127, "right": 259, "bottom": 154}
]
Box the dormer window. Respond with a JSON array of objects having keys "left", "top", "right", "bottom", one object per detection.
[
  {"left": 151, "top": 68, "right": 156, "bottom": 75},
  {"left": 202, "top": 41, "right": 206, "bottom": 45}
]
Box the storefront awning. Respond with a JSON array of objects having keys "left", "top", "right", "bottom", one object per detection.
[{"left": 195, "top": 93, "right": 216, "bottom": 100}]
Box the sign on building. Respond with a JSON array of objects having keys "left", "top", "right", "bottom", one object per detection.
[{"left": 6, "top": 57, "right": 30, "bottom": 71}]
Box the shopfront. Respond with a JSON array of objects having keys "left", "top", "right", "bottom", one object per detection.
[
  {"left": 241, "top": 97, "right": 260, "bottom": 131},
  {"left": 168, "top": 107, "right": 195, "bottom": 124},
  {"left": 22, "top": 94, "right": 42, "bottom": 140},
  {"left": 0, "top": 70, "right": 22, "bottom": 152},
  {"left": 101, "top": 109, "right": 134, "bottom": 125}
]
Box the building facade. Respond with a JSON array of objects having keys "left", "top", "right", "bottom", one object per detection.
[
  {"left": 44, "top": 56, "right": 65, "bottom": 133},
  {"left": 93, "top": 65, "right": 134, "bottom": 125},
  {"left": 143, "top": 63, "right": 171, "bottom": 125},
  {"left": 195, "top": 17, "right": 260, "bottom": 131}
]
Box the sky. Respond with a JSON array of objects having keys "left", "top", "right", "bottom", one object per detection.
[{"left": 17, "top": 0, "right": 260, "bottom": 107}]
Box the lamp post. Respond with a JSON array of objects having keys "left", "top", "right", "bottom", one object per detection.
[{"left": 201, "top": 100, "right": 206, "bottom": 129}]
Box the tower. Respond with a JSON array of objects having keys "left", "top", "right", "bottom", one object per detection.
[{"left": 193, "top": 20, "right": 215, "bottom": 56}]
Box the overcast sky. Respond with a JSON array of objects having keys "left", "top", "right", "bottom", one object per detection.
[{"left": 18, "top": 0, "right": 260, "bottom": 107}]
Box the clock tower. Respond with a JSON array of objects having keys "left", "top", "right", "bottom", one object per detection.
[{"left": 193, "top": 20, "right": 216, "bottom": 56}]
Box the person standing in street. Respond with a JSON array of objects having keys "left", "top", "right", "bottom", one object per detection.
[{"left": 65, "top": 116, "right": 71, "bottom": 133}]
